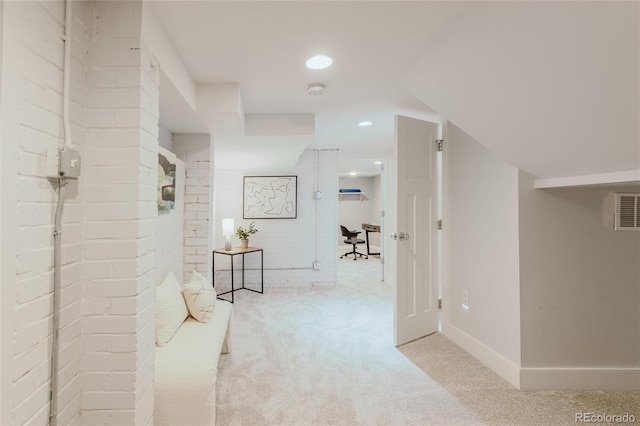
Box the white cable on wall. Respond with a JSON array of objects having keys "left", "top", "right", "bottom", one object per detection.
[
  {"left": 62, "top": 0, "right": 72, "bottom": 148},
  {"left": 305, "top": 148, "right": 339, "bottom": 268},
  {"left": 50, "top": 179, "right": 65, "bottom": 426},
  {"left": 50, "top": 1, "right": 73, "bottom": 425},
  {"left": 314, "top": 149, "right": 319, "bottom": 263}
]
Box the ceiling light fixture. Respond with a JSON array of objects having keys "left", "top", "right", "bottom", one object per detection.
[
  {"left": 374, "top": 161, "right": 382, "bottom": 165},
  {"left": 306, "top": 83, "right": 325, "bottom": 95},
  {"left": 349, "top": 171, "right": 357, "bottom": 176},
  {"left": 357, "top": 121, "right": 373, "bottom": 127},
  {"left": 306, "top": 55, "right": 333, "bottom": 70}
]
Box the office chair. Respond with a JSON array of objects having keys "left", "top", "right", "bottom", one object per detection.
[{"left": 339, "top": 225, "right": 368, "bottom": 260}]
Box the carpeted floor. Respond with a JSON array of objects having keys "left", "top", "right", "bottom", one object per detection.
[{"left": 215, "top": 248, "right": 639, "bottom": 425}]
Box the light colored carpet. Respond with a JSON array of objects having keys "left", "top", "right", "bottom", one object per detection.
[
  {"left": 399, "top": 336, "right": 640, "bottom": 425},
  {"left": 216, "top": 248, "right": 639, "bottom": 425}
]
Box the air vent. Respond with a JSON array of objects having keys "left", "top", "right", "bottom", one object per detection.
[{"left": 614, "top": 193, "right": 640, "bottom": 231}]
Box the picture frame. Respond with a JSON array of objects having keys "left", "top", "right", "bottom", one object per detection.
[
  {"left": 243, "top": 175, "right": 297, "bottom": 219},
  {"left": 158, "top": 147, "right": 177, "bottom": 211}
]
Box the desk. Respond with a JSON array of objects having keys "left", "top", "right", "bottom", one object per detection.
[
  {"left": 212, "top": 247, "right": 264, "bottom": 303},
  {"left": 361, "top": 223, "right": 380, "bottom": 256}
]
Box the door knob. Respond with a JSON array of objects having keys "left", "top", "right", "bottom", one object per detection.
[{"left": 391, "top": 232, "right": 410, "bottom": 241}]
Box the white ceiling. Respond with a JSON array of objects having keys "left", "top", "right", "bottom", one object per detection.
[
  {"left": 151, "top": 1, "right": 459, "bottom": 176},
  {"left": 152, "top": 1, "right": 639, "bottom": 182},
  {"left": 403, "top": 1, "right": 639, "bottom": 181}
]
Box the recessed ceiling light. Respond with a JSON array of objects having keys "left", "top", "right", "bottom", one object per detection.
[
  {"left": 357, "top": 121, "right": 373, "bottom": 127},
  {"left": 374, "top": 161, "right": 382, "bottom": 165},
  {"left": 349, "top": 171, "right": 357, "bottom": 176},
  {"left": 306, "top": 55, "right": 333, "bottom": 70}
]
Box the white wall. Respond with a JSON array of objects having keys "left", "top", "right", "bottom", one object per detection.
[
  {"left": 155, "top": 159, "right": 185, "bottom": 286},
  {"left": 82, "top": 2, "right": 158, "bottom": 423},
  {"left": 172, "top": 133, "right": 213, "bottom": 284},
  {"left": 338, "top": 176, "right": 381, "bottom": 248},
  {"left": 158, "top": 124, "right": 172, "bottom": 151},
  {"left": 518, "top": 173, "right": 640, "bottom": 389},
  {"left": 1, "top": 2, "right": 162, "bottom": 424},
  {"left": 1, "top": 1, "right": 18, "bottom": 422},
  {"left": 443, "top": 123, "right": 521, "bottom": 386},
  {"left": 0, "top": 1, "right": 10, "bottom": 421},
  {"left": 370, "top": 174, "right": 382, "bottom": 248},
  {"left": 213, "top": 149, "right": 338, "bottom": 286},
  {"left": 0, "top": 1, "right": 86, "bottom": 423}
]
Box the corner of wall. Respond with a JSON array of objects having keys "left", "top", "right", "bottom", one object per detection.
[
  {"left": 443, "top": 122, "right": 521, "bottom": 379},
  {"left": 442, "top": 322, "right": 521, "bottom": 389}
]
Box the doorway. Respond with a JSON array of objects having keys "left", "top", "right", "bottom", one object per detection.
[{"left": 337, "top": 169, "right": 384, "bottom": 279}]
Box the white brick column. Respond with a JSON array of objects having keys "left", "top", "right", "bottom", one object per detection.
[
  {"left": 81, "top": 2, "right": 157, "bottom": 424},
  {"left": 172, "top": 134, "right": 213, "bottom": 283}
]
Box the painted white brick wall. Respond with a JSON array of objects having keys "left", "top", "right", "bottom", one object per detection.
[
  {"left": 82, "top": 1, "right": 157, "bottom": 424},
  {"left": 213, "top": 150, "right": 338, "bottom": 287},
  {"left": 1, "top": 1, "right": 88, "bottom": 424},
  {"left": 172, "top": 134, "right": 213, "bottom": 284},
  {"left": 2, "top": 1, "right": 162, "bottom": 424}
]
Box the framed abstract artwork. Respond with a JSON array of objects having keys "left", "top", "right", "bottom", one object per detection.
[{"left": 243, "top": 176, "right": 297, "bottom": 219}]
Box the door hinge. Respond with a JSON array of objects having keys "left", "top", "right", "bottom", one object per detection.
[
  {"left": 438, "top": 298, "right": 442, "bottom": 309},
  {"left": 436, "top": 139, "right": 443, "bottom": 151},
  {"left": 437, "top": 219, "right": 443, "bottom": 230}
]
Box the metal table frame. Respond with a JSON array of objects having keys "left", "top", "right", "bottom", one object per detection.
[
  {"left": 362, "top": 223, "right": 381, "bottom": 256},
  {"left": 212, "top": 247, "right": 264, "bottom": 303}
]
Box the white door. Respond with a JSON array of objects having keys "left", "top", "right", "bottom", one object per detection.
[{"left": 390, "top": 115, "right": 439, "bottom": 346}]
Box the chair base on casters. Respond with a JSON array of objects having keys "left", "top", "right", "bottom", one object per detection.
[{"left": 340, "top": 245, "right": 368, "bottom": 261}]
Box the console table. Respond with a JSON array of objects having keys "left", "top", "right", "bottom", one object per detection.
[{"left": 212, "top": 247, "right": 264, "bottom": 303}]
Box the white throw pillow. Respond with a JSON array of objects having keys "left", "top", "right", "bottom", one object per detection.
[
  {"left": 182, "top": 270, "right": 216, "bottom": 323},
  {"left": 155, "top": 272, "right": 189, "bottom": 346}
]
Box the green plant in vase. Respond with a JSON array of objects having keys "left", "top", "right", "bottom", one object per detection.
[{"left": 235, "top": 221, "right": 258, "bottom": 248}]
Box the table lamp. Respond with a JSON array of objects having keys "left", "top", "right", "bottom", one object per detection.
[{"left": 222, "top": 218, "right": 234, "bottom": 251}]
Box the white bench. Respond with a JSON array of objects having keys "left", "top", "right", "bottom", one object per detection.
[{"left": 153, "top": 273, "right": 232, "bottom": 425}]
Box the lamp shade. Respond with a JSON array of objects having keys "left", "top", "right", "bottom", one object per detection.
[{"left": 222, "top": 218, "right": 234, "bottom": 236}]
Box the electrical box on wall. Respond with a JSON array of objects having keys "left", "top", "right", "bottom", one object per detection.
[{"left": 47, "top": 147, "right": 81, "bottom": 179}]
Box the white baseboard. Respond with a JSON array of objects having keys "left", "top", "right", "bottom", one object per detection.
[
  {"left": 443, "top": 322, "right": 640, "bottom": 390},
  {"left": 442, "top": 322, "right": 521, "bottom": 388},
  {"left": 520, "top": 368, "right": 640, "bottom": 390}
]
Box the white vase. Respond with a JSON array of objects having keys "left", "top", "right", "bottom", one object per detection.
[{"left": 240, "top": 239, "right": 249, "bottom": 249}]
